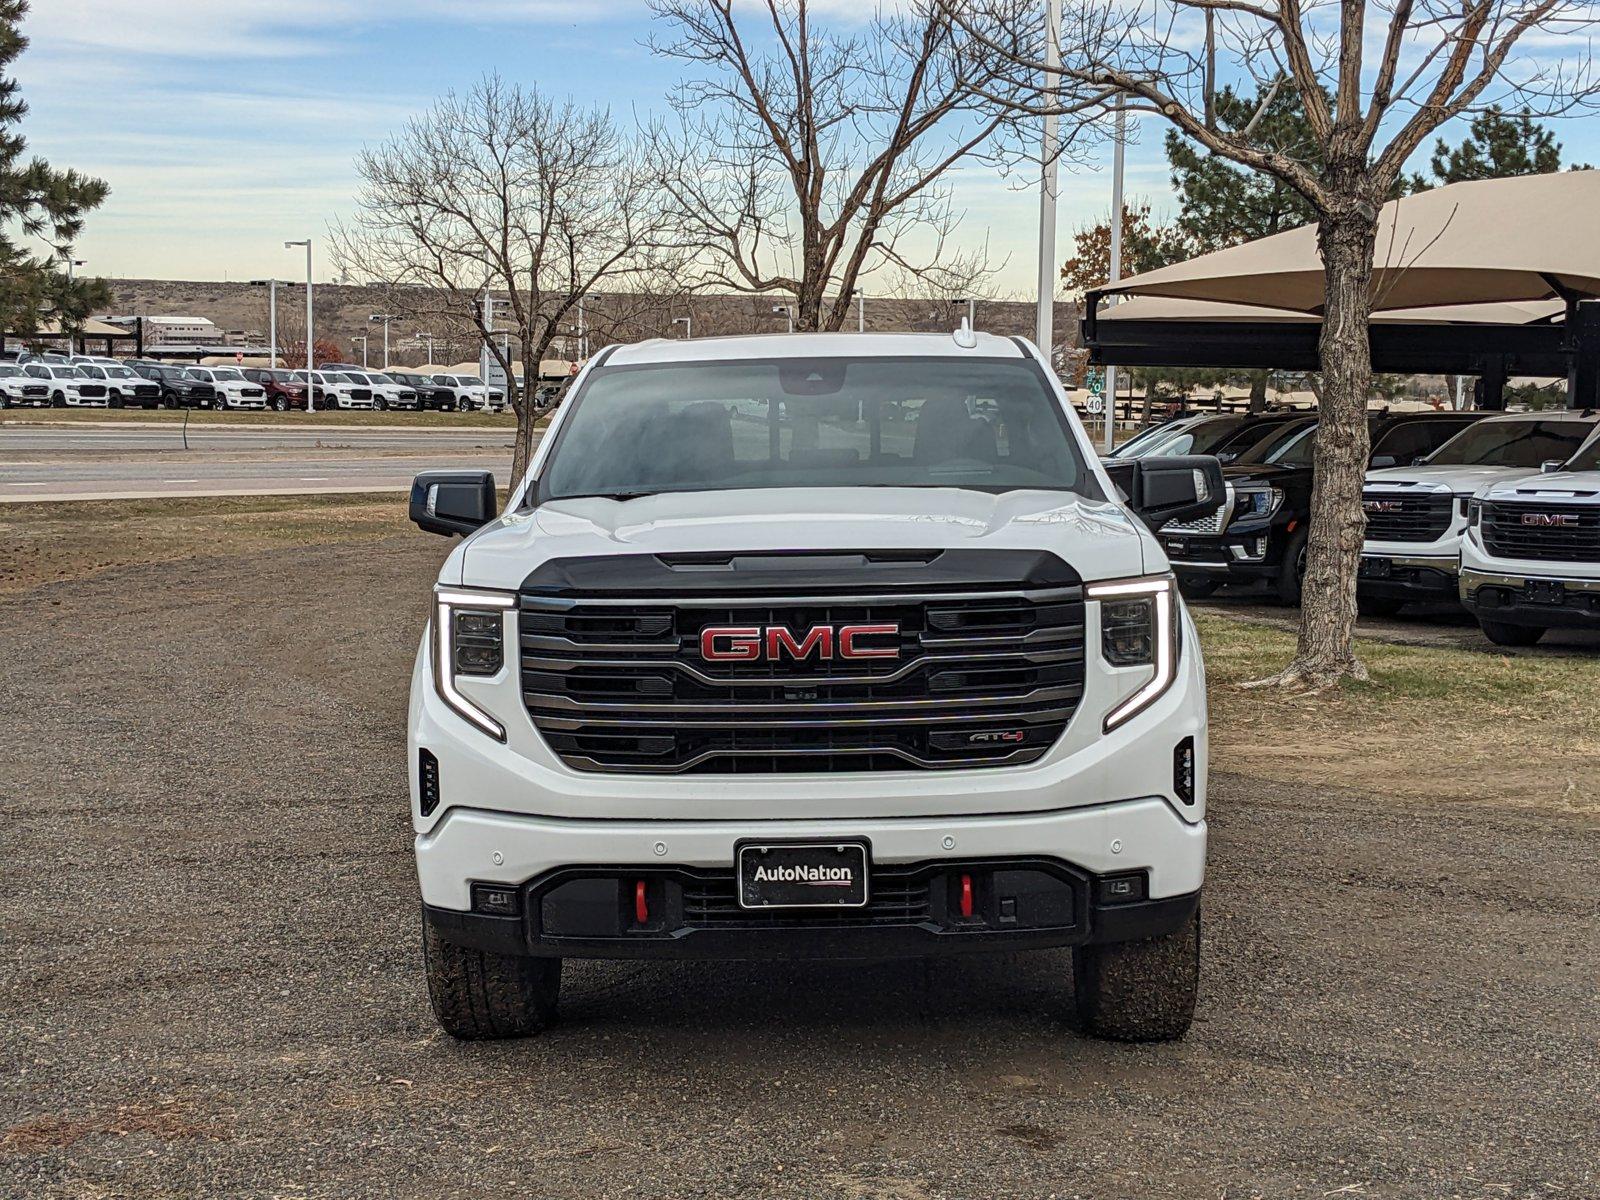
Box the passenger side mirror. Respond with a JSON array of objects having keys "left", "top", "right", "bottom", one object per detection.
[
  {"left": 1541, "top": 459, "right": 1565, "bottom": 474},
  {"left": 410, "top": 470, "right": 498, "bottom": 537},
  {"left": 1104, "top": 454, "right": 1225, "bottom": 531}
]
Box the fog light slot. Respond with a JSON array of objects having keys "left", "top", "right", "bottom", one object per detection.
[
  {"left": 418, "top": 748, "right": 441, "bottom": 817},
  {"left": 1173, "top": 736, "right": 1196, "bottom": 806},
  {"left": 471, "top": 883, "right": 521, "bottom": 917}
]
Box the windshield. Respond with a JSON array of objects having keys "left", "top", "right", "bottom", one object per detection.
[
  {"left": 103, "top": 366, "right": 136, "bottom": 379},
  {"left": 540, "top": 356, "right": 1092, "bottom": 502},
  {"left": 1553, "top": 428, "right": 1600, "bottom": 471},
  {"left": 1424, "top": 418, "right": 1595, "bottom": 467},
  {"left": 1235, "top": 420, "right": 1316, "bottom": 465},
  {"left": 210, "top": 368, "right": 245, "bottom": 381},
  {"left": 1107, "top": 418, "right": 1198, "bottom": 459}
]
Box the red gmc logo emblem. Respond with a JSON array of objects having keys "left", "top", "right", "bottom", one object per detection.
[
  {"left": 1363, "top": 499, "right": 1403, "bottom": 513},
  {"left": 699, "top": 624, "right": 900, "bottom": 661},
  {"left": 1521, "top": 512, "right": 1578, "bottom": 527}
]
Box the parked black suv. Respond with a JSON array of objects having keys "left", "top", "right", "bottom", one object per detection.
[
  {"left": 1158, "top": 411, "right": 1488, "bottom": 603},
  {"left": 1108, "top": 410, "right": 1312, "bottom": 464},
  {"left": 131, "top": 364, "right": 219, "bottom": 409}
]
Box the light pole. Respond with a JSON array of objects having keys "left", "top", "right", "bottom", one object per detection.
[
  {"left": 1035, "top": 0, "right": 1062, "bottom": 358},
  {"left": 857, "top": 290, "right": 865, "bottom": 333},
  {"left": 369, "top": 313, "right": 396, "bottom": 368},
  {"left": 249, "top": 279, "right": 279, "bottom": 366},
  {"left": 1101, "top": 96, "right": 1127, "bottom": 454},
  {"left": 284, "top": 240, "right": 313, "bottom": 411},
  {"left": 951, "top": 296, "right": 975, "bottom": 329},
  {"left": 577, "top": 295, "right": 587, "bottom": 360},
  {"left": 422, "top": 333, "right": 435, "bottom": 364},
  {"left": 772, "top": 304, "right": 793, "bottom": 334},
  {"left": 672, "top": 315, "right": 693, "bottom": 339},
  {"left": 65, "top": 256, "right": 87, "bottom": 282},
  {"left": 352, "top": 335, "right": 368, "bottom": 368}
]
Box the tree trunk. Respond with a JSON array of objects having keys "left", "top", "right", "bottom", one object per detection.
[
  {"left": 1266, "top": 207, "right": 1376, "bottom": 689},
  {"left": 1247, "top": 371, "right": 1268, "bottom": 413}
]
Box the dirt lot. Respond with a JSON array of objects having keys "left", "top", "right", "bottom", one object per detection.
[{"left": 2, "top": 500, "right": 1597, "bottom": 1199}]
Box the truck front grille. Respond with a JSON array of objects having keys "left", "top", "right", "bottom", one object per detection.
[
  {"left": 519, "top": 585, "right": 1085, "bottom": 774},
  {"left": 1362, "top": 492, "right": 1453, "bottom": 542},
  {"left": 1481, "top": 500, "right": 1600, "bottom": 562}
]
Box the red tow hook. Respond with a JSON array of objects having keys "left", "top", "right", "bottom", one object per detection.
[
  {"left": 959, "top": 873, "right": 974, "bottom": 919},
  {"left": 634, "top": 880, "right": 649, "bottom": 925}
]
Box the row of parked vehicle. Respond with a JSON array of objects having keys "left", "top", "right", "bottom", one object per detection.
[
  {"left": 0, "top": 352, "right": 508, "bottom": 413},
  {"left": 1110, "top": 406, "right": 1600, "bottom": 647}
]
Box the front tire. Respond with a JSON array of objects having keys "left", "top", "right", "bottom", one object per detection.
[
  {"left": 423, "top": 918, "right": 561, "bottom": 1040},
  {"left": 1357, "top": 594, "right": 1406, "bottom": 618},
  {"left": 1176, "top": 576, "right": 1218, "bottom": 600},
  {"left": 52, "top": 391, "right": 66, "bottom": 408},
  {"left": 273, "top": 395, "right": 289, "bottom": 412},
  {"left": 1073, "top": 906, "right": 1199, "bottom": 1042},
  {"left": 373, "top": 397, "right": 387, "bottom": 411},
  {"left": 1479, "top": 619, "right": 1546, "bottom": 647},
  {"left": 1273, "top": 528, "right": 1308, "bottom": 606}
]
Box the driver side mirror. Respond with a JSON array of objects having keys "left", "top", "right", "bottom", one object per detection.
[
  {"left": 1104, "top": 454, "right": 1225, "bottom": 531},
  {"left": 410, "top": 470, "right": 498, "bottom": 537}
]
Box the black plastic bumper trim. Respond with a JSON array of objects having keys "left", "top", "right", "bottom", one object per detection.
[{"left": 423, "top": 882, "right": 1199, "bottom": 962}]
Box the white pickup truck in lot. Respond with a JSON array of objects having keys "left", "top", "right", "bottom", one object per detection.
[
  {"left": 184, "top": 366, "right": 268, "bottom": 410},
  {"left": 1460, "top": 434, "right": 1600, "bottom": 645},
  {"left": 1359, "top": 412, "right": 1600, "bottom": 614},
  {"left": 430, "top": 373, "right": 505, "bottom": 412},
  {"left": 405, "top": 331, "right": 1221, "bottom": 1043}
]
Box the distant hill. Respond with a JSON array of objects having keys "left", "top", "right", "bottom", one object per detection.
[{"left": 101, "top": 278, "right": 1081, "bottom": 369}]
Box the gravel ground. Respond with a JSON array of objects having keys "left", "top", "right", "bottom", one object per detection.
[{"left": 2, "top": 533, "right": 1597, "bottom": 1199}]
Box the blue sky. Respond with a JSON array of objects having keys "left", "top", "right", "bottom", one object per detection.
[{"left": 16, "top": 1, "right": 1596, "bottom": 294}]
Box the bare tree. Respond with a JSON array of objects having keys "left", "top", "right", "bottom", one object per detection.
[
  {"left": 953, "top": 0, "right": 1600, "bottom": 688},
  {"left": 648, "top": 0, "right": 1036, "bottom": 333},
  {"left": 332, "top": 76, "right": 689, "bottom": 479}
]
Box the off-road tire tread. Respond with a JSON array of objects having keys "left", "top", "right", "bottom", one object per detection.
[
  {"left": 1073, "top": 907, "right": 1199, "bottom": 1042},
  {"left": 423, "top": 916, "right": 560, "bottom": 1040}
]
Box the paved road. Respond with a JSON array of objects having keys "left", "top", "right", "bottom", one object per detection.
[{"left": 0, "top": 421, "right": 520, "bottom": 501}]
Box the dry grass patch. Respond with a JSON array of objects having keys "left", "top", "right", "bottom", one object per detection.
[
  {"left": 1198, "top": 611, "right": 1600, "bottom": 813},
  {"left": 0, "top": 493, "right": 410, "bottom": 595}
]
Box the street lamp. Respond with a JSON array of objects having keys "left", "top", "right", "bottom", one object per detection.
[
  {"left": 369, "top": 313, "right": 396, "bottom": 368},
  {"left": 284, "top": 239, "right": 313, "bottom": 411},
  {"left": 65, "top": 256, "right": 87, "bottom": 282},
  {"left": 420, "top": 332, "right": 435, "bottom": 363},
  {"left": 951, "top": 296, "right": 975, "bottom": 329},
  {"left": 249, "top": 279, "right": 280, "bottom": 366},
  {"left": 772, "top": 304, "right": 794, "bottom": 334},
  {"left": 352, "top": 335, "right": 368, "bottom": 368},
  {"left": 672, "top": 315, "right": 693, "bottom": 339}
]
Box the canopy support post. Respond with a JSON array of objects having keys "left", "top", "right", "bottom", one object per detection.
[
  {"left": 1566, "top": 299, "right": 1600, "bottom": 410},
  {"left": 1475, "top": 359, "right": 1508, "bottom": 411}
]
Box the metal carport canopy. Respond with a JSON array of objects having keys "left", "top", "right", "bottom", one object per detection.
[{"left": 1081, "top": 173, "right": 1600, "bottom": 404}]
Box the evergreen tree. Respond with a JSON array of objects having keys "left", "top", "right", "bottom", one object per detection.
[
  {"left": 1164, "top": 84, "right": 1321, "bottom": 254},
  {"left": 0, "top": 1, "right": 110, "bottom": 336},
  {"left": 1413, "top": 106, "right": 1565, "bottom": 190}
]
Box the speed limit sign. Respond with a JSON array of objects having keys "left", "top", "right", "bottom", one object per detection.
[{"left": 1086, "top": 396, "right": 1105, "bottom": 415}]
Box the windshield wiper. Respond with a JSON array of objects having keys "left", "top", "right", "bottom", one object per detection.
[{"left": 560, "top": 490, "right": 658, "bottom": 502}]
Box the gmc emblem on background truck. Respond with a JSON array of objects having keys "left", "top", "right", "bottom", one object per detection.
[
  {"left": 700, "top": 624, "right": 901, "bottom": 662},
  {"left": 1521, "top": 512, "right": 1579, "bottom": 527}
]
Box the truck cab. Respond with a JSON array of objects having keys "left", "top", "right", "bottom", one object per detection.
[{"left": 405, "top": 332, "right": 1221, "bottom": 1044}]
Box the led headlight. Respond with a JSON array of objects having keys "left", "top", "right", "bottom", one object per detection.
[
  {"left": 433, "top": 586, "right": 516, "bottom": 741},
  {"left": 1228, "top": 486, "right": 1283, "bottom": 524},
  {"left": 1087, "top": 575, "right": 1180, "bottom": 732}
]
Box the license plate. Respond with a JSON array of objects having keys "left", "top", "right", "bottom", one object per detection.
[
  {"left": 1525, "top": 579, "right": 1566, "bottom": 605},
  {"left": 736, "top": 841, "right": 869, "bottom": 909},
  {"left": 1361, "top": 557, "right": 1393, "bottom": 579}
]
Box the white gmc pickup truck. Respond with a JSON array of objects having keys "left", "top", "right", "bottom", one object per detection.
[{"left": 406, "top": 332, "right": 1221, "bottom": 1043}]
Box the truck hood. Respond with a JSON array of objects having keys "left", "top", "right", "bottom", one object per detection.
[
  {"left": 1480, "top": 470, "right": 1600, "bottom": 502},
  {"left": 1364, "top": 463, "right": 1535, "bottom": 493},
  {"left": 1220, "top": 462, "right": 1304, "bottom": 487},
  {"left": 448, "top": 487, "right": 1154, "bottom": 590}
]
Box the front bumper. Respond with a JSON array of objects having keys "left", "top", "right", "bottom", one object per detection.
[
  {"left": 1460, "top": 567, "right": 1600, "bottom": 629},
  {"left": 1160, "top": 519, "right": 1283, "bottom": 583},
  {"left": 418, "top": 801, "right": 1204, "bottom": 960},
  {"left": 1357, "top": 551, "right": 1458, "bottom": 602}
]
